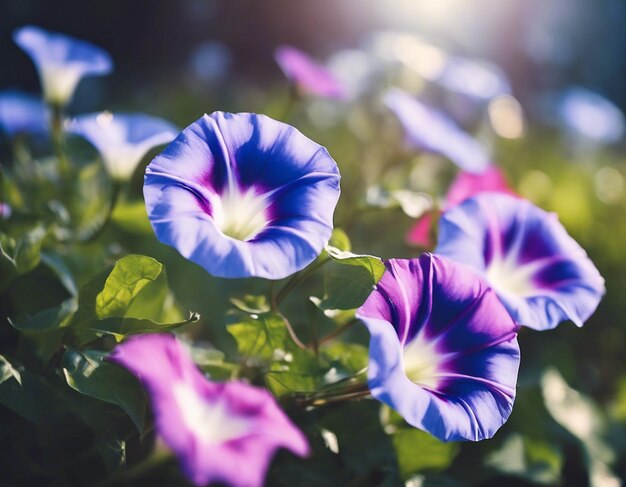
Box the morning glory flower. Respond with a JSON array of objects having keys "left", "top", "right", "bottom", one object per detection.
[
  {"left": 0, "top": 90, "right": 48, "bottom": 137},
  {"left": 0, "top": 203, "right": 11, "bottom": 219},
  {"left": 444, "top": 166, "right": 515, "bottom": 209},
  {"left": 68, "top": 112, "right": 178, "bottom": 181},
  {"left": 557, "top": 87, "right": 625, "bottom": 144},
  {"left": 13, "top": 26, "right": 113, "bottom": 105},
  {"left": 275, "top": 45, "right": 347, "bottom": 100},
  {"left": 436, "top": 193, "right": 605, "bottom": 330},
  {"left": 384, "top": 88, "right": 490, "bottom": 174},
  {"left": 144, "top": 111, "right": 341, "bottom": 279},
  {"left": 357, "top": 253, "right": 520, "bottom": 441},
  {"left": 109, "top": 334, "right": 309, "bottom": 487}
]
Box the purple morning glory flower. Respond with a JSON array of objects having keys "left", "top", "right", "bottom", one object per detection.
[
  {"left": 384, "top": 88, "right": 490, "bottom": 174},
  {"left": 13, "top": 26, "right": 112, "bottom": 105},
  {"left": 109, "top": 334, "right": 309, "bottom": 487},
  {"left": 357, "top": 253, "right": 520, "bottom": 441},
  {"left": 275, "top": 45, "right": 347, "bottom": 100},
  {"left": 437, "top": 55, "right": 511, "bottom": 102},
  {"left": 68, "top": 112, "right": 178, "bottom": 181},
  {"left": 436, "top": 193, "right": 605, "bottom": 330},
  {"left": 0, "top": 90, "right": 48, "bottom": 137},
  {"left": 144, "top": 112, "right": 341, "bottom": 280}
]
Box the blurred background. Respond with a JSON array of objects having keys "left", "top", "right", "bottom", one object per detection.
[{"left": 2, "top": 1, "right": 626, "bottom": 486}]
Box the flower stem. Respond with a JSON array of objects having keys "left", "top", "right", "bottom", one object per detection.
[
  {"left": 275, "top": 309, "right": 309, "bottom": 352},
  {"left": 318, "top": 318, "right": 359, "bottom": 346},
  {"left": 281, "top": 87, "right": 301, "bottom": 123},
  {"left": 294, "top": 381, "right": 371, "bottom": 408},
  {"left": 50, "top": 103, "right": 70, "bottom": 177}
]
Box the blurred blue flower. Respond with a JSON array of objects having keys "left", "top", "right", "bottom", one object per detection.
[
  {"left": 437, "top": 55, "right": 511, "bottom": 102},
  {"left": 188, "top": 41, "right": 232, "bottom": 82},
  {"left": 0, "top": 90, "right": 48, "bottom": 137},
  {"left": 68, "top": 112, "right": 178, "bottom": 181},
  {"left": 110, "top": 334, "right": 309, "bottom": 487},
  {"left": 558, "top": 87, "right": 625, "bottom": 144},
  {"left": 384, "top": 88, "right": 490, "bottom": 173},
  {"left": 13, "top": 26, "right": 113, "bottom": 105},
  {"left": 0, "top": 203, "right": 11, "bottom": 219},
  {"left": 275, "top": 45, "right": 347, "bottom": 100},
  {"left": 144, "top": 112, "right": 341, "bottom": 279},
  {"left": 357, "top": 253, "right": 520, "bottom": 441},
  {"left": 436, "top": 193, "right": 605, "bottom": 330}
]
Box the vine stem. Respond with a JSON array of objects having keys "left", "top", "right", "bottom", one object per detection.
[
  {"left": 294, "top": 382, "right": 371, "bottom": 408},
  {"left": 50, "top": 103, "right": 70, "bottom": 177},
  {"left": 274, "top": 256, "right": 330, "bottom": 305},
  {"left": 317, "top": 318, "right": 359, "bottom": 346},
  {"left": 275, "top": 309, "right": 309, "bottom": 352}
]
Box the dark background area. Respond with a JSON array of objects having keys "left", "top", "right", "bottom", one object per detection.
[{"left": 2, "top": 0, "right": 625, "bottom": 115}]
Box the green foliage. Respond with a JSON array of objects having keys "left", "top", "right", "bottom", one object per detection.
[
  {"left": 62, "top": 349, "right": 146, "bottom": 432},
  {"left": 0, "top": 354, "right": 22, "bottom": 385},
  {"left": 393, "top": 429, "right": 460, "bottom": 477},
  {"left": 318, "top": 246, "right": 386, "bottom": 310}
]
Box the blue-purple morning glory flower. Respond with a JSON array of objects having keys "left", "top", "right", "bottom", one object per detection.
[
  {"left": 144, "top": 112, "right": 341, "bottom": 280},
  {"left": 357, "top": 253, "right": 520, "bottom": 441},
  {"left": 437, "top": 55, "right": 511, "bottom": 102},
  {"left": 68, "top": 112, "right": 178, "bottom": 181},
  {"left": 275, "top": 45, "right": 347, "bottom": 100},
  {"left": 384, "top": 88, "right": 490, "bottom": 174},
  {"left": 13, "top": 26, "right": 112, "bottom": 105},
  {"left": 0, "top": 90, "right": 48, "bottom": 137},
  {"left": 109, "top": 334, "right": 309, "bottom": 487},
  {"left": 436, "top": 193, "right": 605, "bottom": 330}
]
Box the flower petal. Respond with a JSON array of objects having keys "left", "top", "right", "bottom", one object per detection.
[
  {"left": 68, "top": 112, "right": 178, "bottom": 180},
  {"left": 436, "top": 193, "right": 605, "bottom": 329},
  {"left": 275, "top": 45, "right": 347, "bottom": 100},
  {"left": 384, "top": 88, "right": 490, "bottom": 173},
  {"left": 144, "top": 112, "right": 341, "bottom": 279},
  {"left": 357, "top": 254, "right": 519, "bottom": 441},
  {"left": 13, "top": 25, "right": 112, "bottom": 104},
  {"left": 0, "top": 90, "right": 48, "bottom": 137},
  {"left": 109, "top": 334, "right": 309, "bottom": 487},
  {"left": 444, "top": 165, "right": 516, "bottom": 209}
]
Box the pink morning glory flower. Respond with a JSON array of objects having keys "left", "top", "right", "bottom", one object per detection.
[
  {"left": 143, "top": 112, "right": 341, "bottom": 279},
  {"left": 436, "top": 193, "right": 605, "bottom": 330},
  {"left": 109, "top": 333, "right": 309, "bottom": 487},
  {"left": 443, "top": 165, "right": 516, "bottom": 210},
  {"left": 384, "top": 88, "right": 490, "bottom": 174},
  {"left": 13, "top": 26, "right": 112, "bottom": 105},
  {"left": 275, "top": 45, "right": 347, "bottom": 100},
  {"left": 357, "top": 254, "right": 520, "bottom": 441}
]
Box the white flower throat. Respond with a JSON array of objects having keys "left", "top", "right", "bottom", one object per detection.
[{"left": 213, "top": 186, "right": 270, "bottom": 241}]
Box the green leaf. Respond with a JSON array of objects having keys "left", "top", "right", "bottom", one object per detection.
[
  {"left": 227, "top": 312, "right": 289, "bottom": 361},
  {"left": 321, "top": 342, "right": 368, "bottom": 375},
  {"left": 86, "top": 312, "right": 200, "bottom": 340},
  {"left": 318, "top": 246, "right": 386, "bottom": 310},
  {"left": 230, "top": 295, "right": 271, "bottom": 314},
  {"left": 62, "top": 349, "right": 146, "bottom": 432},
  {"left": 41, "top": 251, "right": 78, "bottom": 296},
  {"left": 0, "top": 355, "right": 22, "bottom": 385},
  {"left": 328, "top": 228, "right": 351, "bottom": 252},
  {"left": 111, "top": 199, "right": 153, "bottom": 235},
  {"left": 11, "top": 298, "right": 77, "bottom": 332},
  {"left": 95, "top": 254, "right": 162, "bottom": 319},
  {"left": 392, "top": 428, "right": 460, "bottom": 477},
  {"left": 13, "top": 225, "right": 46, "bottom": 274}
]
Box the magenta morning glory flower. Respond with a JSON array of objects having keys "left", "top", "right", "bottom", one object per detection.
[
  {"left": 406, "top": 166, "right": 514, "bottom": 247},
  {"left": 436, "top": 193, "right": 605, "bottom": 330},
  {"left": 144, "top": 112, "right": 341, "bottom": 279},
  {"left": 13, "top": 26, "right": 112, "bottom": 105},
  {"left": 384, "top": 88, "right": 490, "bottom": 174},
  {"left": 109, "top": 333, "right": 309, "bottom": 487},
  {"left": 68, "top": 112, "right": 178, "bottom": 181},
  {"left": 357, "top": 253, "right": 520, "bottom": 441},
  {"left": 275, "top": 45, "right": 347, "bottom": 100},
  {"left": 0, "top": 90, "right": 48, "bottom": 137}
]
